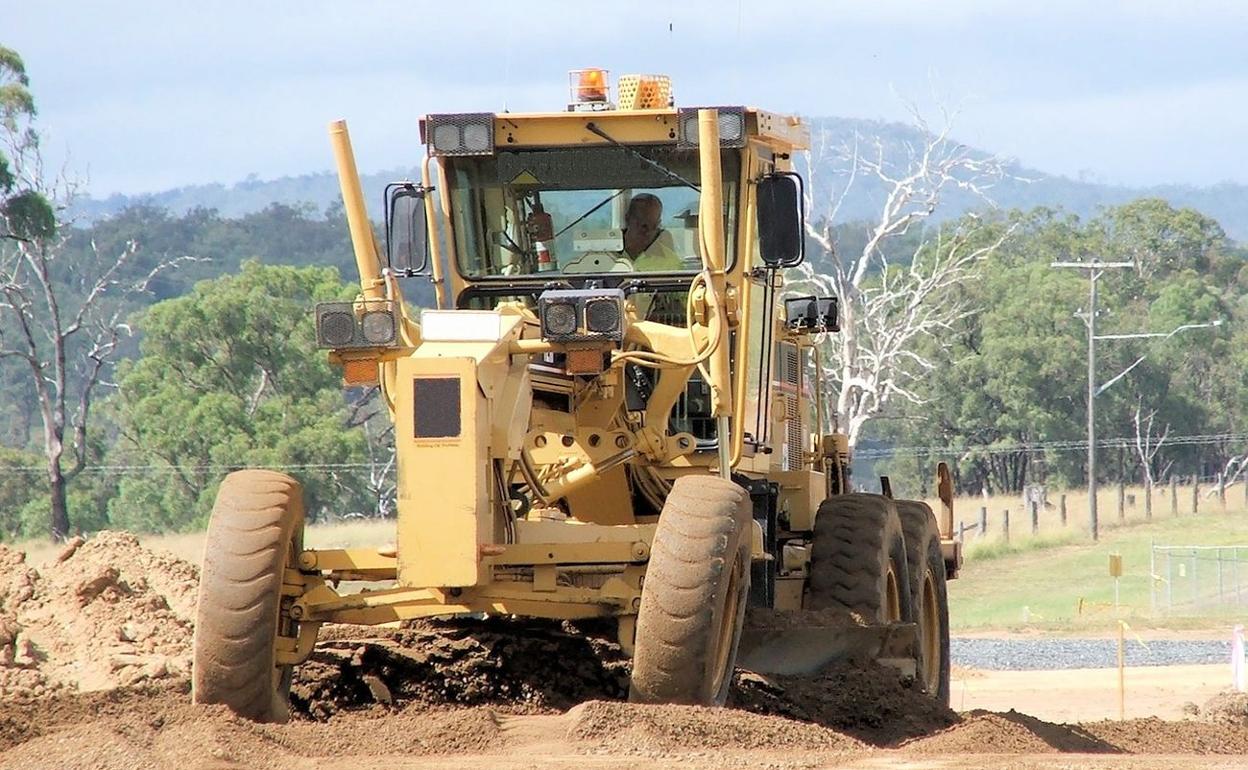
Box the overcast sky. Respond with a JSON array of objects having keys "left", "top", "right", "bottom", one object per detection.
[{"left": 7, "top": 0, "right": 1248, "bottom": 195}]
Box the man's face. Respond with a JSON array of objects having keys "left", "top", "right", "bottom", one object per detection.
[{"left": 624, "top": 200, "right": 661, "bottom": 257}]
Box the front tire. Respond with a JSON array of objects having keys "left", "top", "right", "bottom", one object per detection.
[
  {"left": 897, "top": 500, "right": 951, "bottom": 704},
  {"left": 192, "top": 470, "right": 305, "bottom": 723},
  {"left": 629, "top": 475, "right": 752, "bottom": 706}
]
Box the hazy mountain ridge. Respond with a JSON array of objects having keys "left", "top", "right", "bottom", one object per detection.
[{"left": 70, "top": 117, "right": 1248, "bottom": 240}]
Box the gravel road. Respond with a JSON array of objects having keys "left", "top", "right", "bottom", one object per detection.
[{"left": 952, "top": 637, "right": 1234, "bottom": 670}]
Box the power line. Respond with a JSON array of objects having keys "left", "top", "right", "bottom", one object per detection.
[{"left": 855, "top": 432, "right": 1248, "bottom": 460}]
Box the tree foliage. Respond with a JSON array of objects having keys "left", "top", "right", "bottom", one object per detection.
[{"left": 107, "top": 262, "right": 374, "bottom": 531}]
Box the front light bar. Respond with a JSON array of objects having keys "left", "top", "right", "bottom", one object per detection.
[
  {"left": 315, "top": 300, "right": 400, "bottom": 349},
  {"left": 537, "top": 288, "right": 627, "bottom": 343}
]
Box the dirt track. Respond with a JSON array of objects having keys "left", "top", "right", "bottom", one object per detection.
[{"left": 2, "top": 532, "right": 1247, "bottom": 769}]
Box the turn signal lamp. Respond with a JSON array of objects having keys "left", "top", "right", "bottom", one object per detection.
[{"left": 342, "top": 357, "right": 380, "bottom": 386}]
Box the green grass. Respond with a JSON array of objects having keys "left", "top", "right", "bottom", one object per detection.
[{"left": 949, "top": 506, "right": 1248, "bottom": 631}]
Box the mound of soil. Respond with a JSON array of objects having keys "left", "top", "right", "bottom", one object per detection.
[
  {"left": 0, "top": 533, "right": 198, "bottom": 700},
  {"left": 730, "top": 662, "right": 957, "bottom": 746},
  {"left": 293, "top": 617, "right": 630, "bottom": 719},
  {"left": 903, "top": 709, "right": 1115, "bottom": 754},
  {"left": 567, "top": 700, "right": 863, "bottom": 754},
  {"left": 1201, "top": 690, "right": 1248, "bottom": 726}
]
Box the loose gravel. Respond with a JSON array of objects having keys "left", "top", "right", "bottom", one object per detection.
[{"left": 952, "top": 637, "right": 1233, "bottom": 670}]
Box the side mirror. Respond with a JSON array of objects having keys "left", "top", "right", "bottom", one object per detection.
[
  {"left": 784, "top": 295, "right": 839, "bottom": 333},
  {"left": 385, "top": 183, "right": 429, "bottom": 274},
  {"left": 756, "top": 172, "right": 804, "bottom": 268}
]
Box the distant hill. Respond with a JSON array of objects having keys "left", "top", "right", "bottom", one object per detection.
[{"left": 71, "top": 117, "right": 1248, "bottom": 241}]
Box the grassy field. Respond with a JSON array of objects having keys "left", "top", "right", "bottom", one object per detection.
[
  {"left": 948, "top": 508, "right": 1248, "bottom": 631},
  {"left": 13, "top": 484, "right": 1248, "bottom": 634}
]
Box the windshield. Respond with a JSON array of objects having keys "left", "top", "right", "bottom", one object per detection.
[{"left": 445, "top": 146, "right": 741, "bottom": 279}]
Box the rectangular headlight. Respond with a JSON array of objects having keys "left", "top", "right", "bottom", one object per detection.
[
  {"left": 676, "top": 106, "right": 747, "bottom": 149},
  {"left": 423, "top": 112, "right": 496, "bottom": 156}
]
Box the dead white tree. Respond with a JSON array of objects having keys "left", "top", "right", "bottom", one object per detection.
[
  {"left": 790, "top": 105, "right": 1016, "bottom": 447},
  {"left": 0, "top": 81, "right": 188, "bottom": 540},
  {"left": 1132, "top": 395, "right": 1171, "bottom": 519}
]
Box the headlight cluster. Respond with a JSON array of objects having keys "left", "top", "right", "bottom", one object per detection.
[
  {"left": 315, "top": 301, "right": 399, "bottom": 349},
  {"left": 676, "top": 106, "right": 747, "bottom": 149},
  {"left": 423, "top": 112, "right": 495, "bottom": 156},
  {"left": 538, "top": 288, "right": 627, "bottom": 343}
]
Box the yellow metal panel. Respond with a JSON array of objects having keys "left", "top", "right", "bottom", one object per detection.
[
  {"left": 565, "top": 466, "right": 634, "bottom": 525},
  {"left": 395, "top": 356, "right": 490, "bottom": 587},
  {"left": 491, "top": 111, "right": 680, "bottom": 148},
  {"left": 489, "top": 539, "right": 645, "bottom": 565}
]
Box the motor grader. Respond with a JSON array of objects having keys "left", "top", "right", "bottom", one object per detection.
[{"left": 191, "top": 70, "right": 961, "bottom": 722}]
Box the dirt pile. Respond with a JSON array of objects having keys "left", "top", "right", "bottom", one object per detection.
[
  {"left": 0, "top": 532, "right": 198, "bottom": 699},
  {"left": 567, "top": 700, "right": 863, "bottom": 754},
  {"left": 730, "top": 662, "right": 957, "bottom": 745},
  {"left": 1200, "top": 690, "right": 1248, "bottom": 726},
  {"left": 295, "top": 617, "right": 630, "bottom": 719}
]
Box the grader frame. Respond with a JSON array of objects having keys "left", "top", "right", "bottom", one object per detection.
[{"left": 192, "top": 76, "right": 960, "bottom": 722}]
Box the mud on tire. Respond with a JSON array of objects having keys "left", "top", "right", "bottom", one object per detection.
[
  {"left": 192, "top": 469, "right": 305, "bottom": 723},
  {"left": 896, "top": 499, "right": 951, "bottom": 704},
  {"left": 807, "top": 493, "right": 912, "bottom": 623},
  {"left": 629, "top": 475, "right": 752, "bottom": 706}
]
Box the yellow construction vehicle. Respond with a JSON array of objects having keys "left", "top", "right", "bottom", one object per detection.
[{"left": 191, "top": 70, "right": 961, "bottom": 722}]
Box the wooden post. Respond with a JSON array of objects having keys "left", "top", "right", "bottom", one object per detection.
[
  {"left": 1029, "top": 497, "right": 1039, "bottom": 535},
  {"left": 1170, "top": 477, "right": 1178, "bottom": 516},
  {"left": 1003, "top": 508, "right": 1010, "bottom": 543},
  {"left": 979, "top": 506, "right": 988, "bottom": 538},
  {"left": 1218, "top": 472, "right": 1226, "bottom": 511},
  {"left": 1059, "top": 494, "right": 1068, "bottom": 527},
  {"left": 1192, "top": 475, "right": 1199, "bottom": 515}
]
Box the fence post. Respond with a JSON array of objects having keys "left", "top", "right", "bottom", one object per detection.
[
  {"left": 1059, "top": 494, "right": 1067, "bottom": 527},
  {"left": 1218, "top": 472, "right": 1227, "bottom": 511},
  {"left": 1144, "top": 479, "right": 1153, "bottom": 521},
  {"left": 1003, "top": 509, "right": 1010, "bottom": 543},
  {"left": 1170, "top": 477, "right": 1178, "bottom": 516},
  {"left": 1117, "top": 477, "right": 1126, "bottom": 523},
  {"left": 1192, "top": 475, "right": 1200, "bottom": 515},
  {"left": 979, "top": 506, "right": 988, "bottom": 539},
  {"left": 1029, "top": 498, "right": 1039, "bottom": 535},
  {"left": 1149, "top": 540, "right": 1156, "bottom": 615}
]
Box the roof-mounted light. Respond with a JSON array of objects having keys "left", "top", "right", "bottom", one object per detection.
[
  {"left": 568, "top": 68, "right": 612, "bottom": 112},
  {"left": 676, "top": 106, "right": 747, "bottom": 149},
  {"left": 424, "top": 112, "right": 495, "bottom": 156}
]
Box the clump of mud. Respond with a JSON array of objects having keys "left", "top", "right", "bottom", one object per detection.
[{"left": 0, "top": 532, "right": 197, "bottom": 700}]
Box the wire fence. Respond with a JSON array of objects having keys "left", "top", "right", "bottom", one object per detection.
[{"left": 1151, "top": 545, "right": 1248, "bottom": 616}]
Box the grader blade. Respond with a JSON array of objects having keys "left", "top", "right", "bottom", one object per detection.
[{"left": 736, "top": 621, "right": 920, "bottom": 678}]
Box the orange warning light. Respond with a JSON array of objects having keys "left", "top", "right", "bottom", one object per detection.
[{"left": 570, "top": 68, "right": 609, "bottom": 104}]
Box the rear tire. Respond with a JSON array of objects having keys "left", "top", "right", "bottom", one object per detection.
[
  {"left": 192, "top": 470, "right": 305, "bottom": 723},
  {"left": 896, "top": 500, "right": 951, "bottom": 704},
  {"left": 808, "top": 493, "right": 911, "bottom": 624},
  {"left": 629, "top": 475, "right": 752, "bottom": 706}
]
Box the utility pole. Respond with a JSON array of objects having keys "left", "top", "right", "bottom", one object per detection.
[
  {"left": 1053, "top": 260, "right": 1132, "bottom": 541},
  {"left": 1053, "top": 259, "right": 1222, "bottom": 541}
]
